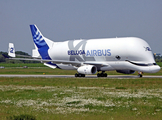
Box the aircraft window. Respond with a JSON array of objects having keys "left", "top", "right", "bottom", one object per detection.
[{"left": 148, "top": 63, "right": 157, "bottom": 66}]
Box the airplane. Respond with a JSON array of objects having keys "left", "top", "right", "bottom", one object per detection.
[{"left": 5, "top": 24, "right": 161, "bottom": 77}]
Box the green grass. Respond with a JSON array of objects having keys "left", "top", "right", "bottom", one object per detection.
[
  {"left": 0, "top": 63, "right": 161, "bottom": 120},
  {"left": 0, "top": 67, "right": 161, "bottom": 76},
  {"left": 0, "top": 77, "right": 161, "bottom": 88},
  {"left": 0, "top": 67, "right": 76, "bottom": 75},
  {"left": 0, "top": 77, "right": 162, "bottom": 119},
  {"left": 0, "top": 63, "right": 45, "bottom": 67},
  {"left": 157, "top": 62, "right": 162, "bottom": 67}
]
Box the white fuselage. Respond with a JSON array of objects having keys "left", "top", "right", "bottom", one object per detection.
[{"left": 48, "top": 37, "right": 160, "bottom": 73}]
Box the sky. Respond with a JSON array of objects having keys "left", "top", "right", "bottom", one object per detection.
[{"left": 0, "top": 0, "right": 162, "bottom": 55}]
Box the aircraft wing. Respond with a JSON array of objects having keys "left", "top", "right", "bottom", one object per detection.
[
  {"left": 2, "top": 54, "right": 81, "bottom": 65},
  {"left": 2, "top": 54, "right": 108, "bottom": 67}
]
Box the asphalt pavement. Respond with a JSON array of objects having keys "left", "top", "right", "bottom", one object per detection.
[{"left": 0, "top": 74, "right": 162, "bottom": 78}]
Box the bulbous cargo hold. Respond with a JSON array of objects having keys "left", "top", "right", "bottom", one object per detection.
[
  {"left": 49, "top": 37, "right": 155, "bottom": 63},
  {"left": 8, "top": 25, "right": 158, "bottom": 78},
  {"left": 48, "top": 37, "right": 160, "bottom": 74}
]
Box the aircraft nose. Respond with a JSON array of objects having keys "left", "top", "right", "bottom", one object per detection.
[{"left": 150, "top": 65, "right": 161, "bottom": 73}]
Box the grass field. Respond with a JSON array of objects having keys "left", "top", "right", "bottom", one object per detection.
[
  {"left": 0, "top": 77, "right": 162, "bottom": 120},
  {"left": 0, "top": 63, "right": 161, "bottom": 120}
]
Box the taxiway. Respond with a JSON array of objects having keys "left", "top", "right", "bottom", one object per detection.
[{"left": 0, "top": 74, "right": 162, "bottom": 78}]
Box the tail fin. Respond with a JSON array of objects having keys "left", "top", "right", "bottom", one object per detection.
[
  {"left": 30, "top": 24, "right": 53, "bottom": 60},
  {"left": 8, "top": 43, "right": 15, "bottom": 57}
]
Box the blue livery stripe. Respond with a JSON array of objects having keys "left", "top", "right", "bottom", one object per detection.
[{"left": 30, "top": 25, "right": 51, "bottom": 60}]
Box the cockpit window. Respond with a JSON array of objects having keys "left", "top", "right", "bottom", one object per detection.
[{"left": 153, "top": 63, "right": 157, "bottom": 65}]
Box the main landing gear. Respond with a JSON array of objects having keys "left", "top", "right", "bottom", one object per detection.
[
  {"left": 97, "top": 71, "right": 107, "bottom": 77},
  {"left": 75, "top": 71, "right": 108, "bottom": 77},
  {"left": 75, "top": 73, "right": 85, "bottom": 77}
]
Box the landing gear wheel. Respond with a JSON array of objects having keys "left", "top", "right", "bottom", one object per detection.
[
  {"left": 138, "top": 72, "right": 143, "bottom": 78},
  {"left": 97, "top": 71, "right": 107, "bottom": 77},
  {"left": 75, "top": 73, "right": 85, "bottom": 77},
  {"left": 75, "top": 73, "right": 78, "bottom": 77},
  {"left": 97, "top": 73, "right": 100, "bottom": 77},
  {"left": 138, "top": 74, "right": 143, "bottom": 78},
  {"left": 104, "top": 73, "right": 107, "bottom": 77}
]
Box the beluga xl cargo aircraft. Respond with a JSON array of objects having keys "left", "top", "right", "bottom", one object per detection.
[{"left": 6, "top": 24, "right": 160, "bottom": 77}]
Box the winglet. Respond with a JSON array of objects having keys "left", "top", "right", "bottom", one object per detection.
[{"left": 8, "top": 43, "right": 15, "bottom": 57}]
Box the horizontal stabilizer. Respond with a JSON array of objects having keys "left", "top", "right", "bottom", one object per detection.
[
  {"left": 44, "top": 62, "right": 57, "bottom": 69},
  {"left": 32, "top": 49, "right": 41, "bottom": 58}
]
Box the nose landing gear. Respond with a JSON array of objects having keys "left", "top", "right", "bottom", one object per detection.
[{"left": 138, "top": 71, "right": 143, "bottom": 77}]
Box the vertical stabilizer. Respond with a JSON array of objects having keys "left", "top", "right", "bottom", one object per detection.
[
  {"left": 30, "top": 24, "right": 53, "bottom": 60},
  {"left": 8, "top": 43, "right": 15, "bottom": 57}
]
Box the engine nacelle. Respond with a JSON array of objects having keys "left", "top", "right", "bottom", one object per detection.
[
  {"left": 116, "top": 70, "right": 135, "bottom": 74},
  {"left": 77, "top": 65, "right": 97, "bottom": 75}
]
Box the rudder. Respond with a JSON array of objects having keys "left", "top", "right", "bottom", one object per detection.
[{"left": 30, "top": 25, "right": 51, "bottom": 60}]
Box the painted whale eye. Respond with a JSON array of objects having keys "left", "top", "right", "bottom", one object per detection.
[{"left": 116, "top": 55, "right": 121, "bottom": 60}]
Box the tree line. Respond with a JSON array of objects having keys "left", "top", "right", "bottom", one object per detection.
[{"left": 155, "top": 55, "right": 162, "bottom": 62}]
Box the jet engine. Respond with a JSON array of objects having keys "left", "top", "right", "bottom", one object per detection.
[
  {"left": 77, "top": 65, "right": 97, "bottom": 74},
  {"left": 116, "top": 70, "right": 135, "bottom": 74}
]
